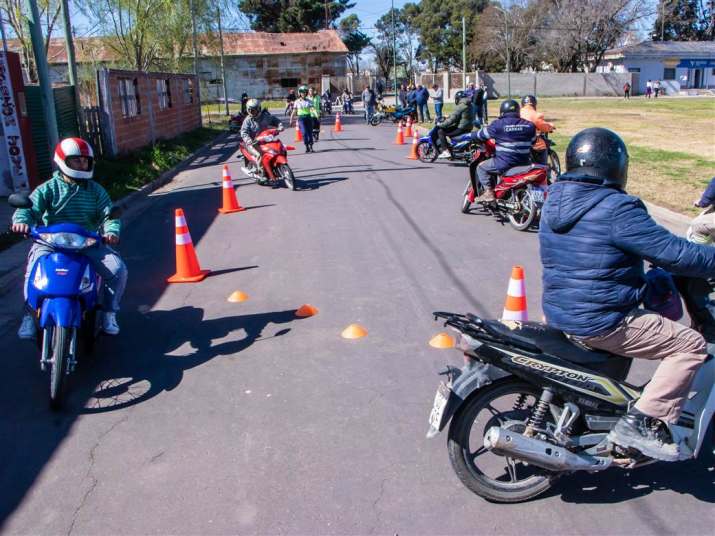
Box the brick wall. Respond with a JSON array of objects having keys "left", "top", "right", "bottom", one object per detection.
[{"left": 98, "top": 69, "right": 201, "bottom": 156}]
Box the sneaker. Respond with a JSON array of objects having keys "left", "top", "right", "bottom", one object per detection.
[
  {"left": 102, "top": 312, "right": 120, "bottom": 335},
  {"left": 306, "top": 146, "right": 312, "bottom": 153},
  {"left": 437, "top": 150, "right": 452, "bottom": 159},
  {"left": 476, "top": 187, "right": 496, "bottom": 203},
  {"left": 18, "top": 314, "right": 37, "bottom": 339},
  {"left": 607, "top": 408, "right": 680, "bottom": 462}
]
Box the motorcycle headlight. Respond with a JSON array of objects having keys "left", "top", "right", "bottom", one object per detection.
[
  {"left": 79, "top": 264, "right": 94, "bottom": 293},
  {"left": 33, "top": 264, "right": 48, "bottom": 290},
  {"left": 40, "top": 232, "right": 97, "bottom": 249}
]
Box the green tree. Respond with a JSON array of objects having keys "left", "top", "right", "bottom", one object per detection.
[
  {"left": 0, "top": 0, "right": 62, "bottom": 81},
  {"left": 413, "top": 0, "right": 489, "bottom": 70},
  {"left": 652, "top": 0, "right": 713, "bottom": 41},
  {"left": 339, "top": 14, "right": 371, "bottom": 76},
  {"left": 238, "top": 0, "right": 355, "bottom": 32}
]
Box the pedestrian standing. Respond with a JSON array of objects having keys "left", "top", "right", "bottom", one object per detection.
[
  {"left": 645, "top": 80, "right": 652, "bottom": 99},
  {"left": 362, "top": 85, "right": 375, "bottom": 124},
  {"left": 480, "top": 83, "right": 489, "bottom": 124},
  {"left": 398, "top": 84, "right": 407, "bottom": 109},
  {"left": 432, "top": 84, "right": 444, "bottom": 120},
  {"left": 415, "top": 84, "right": 431, "bottom": 123},
  {"left": 654, "top": 79, "right": 661, "bottom": 98},
  {"left": 240, "top": 92, "right": 249, "bottom": 115},
  {"left": 290, "top": 85, "right": 315, "bottom": 153},
  {"left": 623, "top": 81, "right": 631, "bottom": 99}
]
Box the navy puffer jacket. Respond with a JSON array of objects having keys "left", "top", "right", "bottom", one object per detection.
[{"left": 540, "top": 175, "right": 715, "bottom": 337}]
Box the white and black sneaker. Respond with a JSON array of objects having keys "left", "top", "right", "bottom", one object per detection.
[
  {"left": 607, "top": 408, "right": 680, "bottom": 462},
  {"left": 102, "top": 312, "right": 120, "bottom": 335}
]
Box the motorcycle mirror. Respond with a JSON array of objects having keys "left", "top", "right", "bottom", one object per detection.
[{"left": 8, "top": 193, "right": 33, "bottom": 209}]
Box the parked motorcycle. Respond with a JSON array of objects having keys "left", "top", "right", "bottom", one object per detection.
[
  {"left": 8, "top": 193, "right": 121, "bottom": 409},
  {"left": 427, "top": 276, "right": 715, "bottom": 503},
  {"left": 369, "top": 103, "right": 417, "bottom": 126},
  {"left": 239, "top": 128, "right": 296, "bottom": 190},
  {"left": 461, "top": 140, "right": 550, "bottom": 231},
  {"left": 416, "top": 126, "right": 476, "bottom": 163}
]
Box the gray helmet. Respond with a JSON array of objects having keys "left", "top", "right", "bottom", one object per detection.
[
  {"left": 454, "top": 90, "right": 467, "bottom": 105},
  {"left": 565, "top": 128, "right": 629, "bottom": 189},
  {"left": 247, "top": 98, "right": 261, "bottom": 117}
]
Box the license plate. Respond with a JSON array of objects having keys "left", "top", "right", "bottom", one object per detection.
[
  {"left": 428, "top": 382, "right": 452, "bottom": 431},
  {"left": 530, "top": 187, "right": 546, "bottom": 204}
]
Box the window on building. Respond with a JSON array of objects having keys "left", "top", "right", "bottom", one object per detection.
[
  {"left": 119, "top": 77, "right": 140, "bottom": 118},
  {"left": 280, "top": 78, "right": 299, "bottom": 88},
  {"left": 627, "top": 67, "right": 640, "bottom": 73},
  {"left": 183, "top": 79, "right": 194, "bottom": 104},
  {"left": 663, "top": 68, "right": 676, "bottom": 80},
  {"left": 157, "top": 79, "right": 172, "bottom": 110}
]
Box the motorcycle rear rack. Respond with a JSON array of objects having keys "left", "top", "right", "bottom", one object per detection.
[{"left": 433, "top": 311, "right": 504, "bottom": 345}]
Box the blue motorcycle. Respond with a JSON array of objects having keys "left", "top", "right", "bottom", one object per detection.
[
  {"left": 417, "top": 125, "right": 476, "bottom": 163},
  {"left": 9, "top": 193, "right": 117, "bottom": 408}
]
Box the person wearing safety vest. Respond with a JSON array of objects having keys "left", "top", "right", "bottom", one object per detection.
[
  {"left": 309, "top": 87, "right": 322, "bottom": 141},
  {"left": 519, "top": 95, "right": 554, "bottom": 165},
  {"left": 290, "top": 85, "right": 315, "bottom": 153}
]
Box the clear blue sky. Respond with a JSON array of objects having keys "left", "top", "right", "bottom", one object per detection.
[{"left": 347, "top": 0, "right": 410, "bottom": 30}]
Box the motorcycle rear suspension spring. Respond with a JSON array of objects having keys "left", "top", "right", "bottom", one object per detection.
[{"left": 527, "top": 389, "right": 554, "bottom": 430}]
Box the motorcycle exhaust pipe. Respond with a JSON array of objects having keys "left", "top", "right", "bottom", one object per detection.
[{"left": 483, "top": 426, "right": 612, "bottom": 473}]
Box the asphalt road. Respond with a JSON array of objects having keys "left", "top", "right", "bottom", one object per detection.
[{"left": 0, "top": 116, "right": 712, "bottom": 535}]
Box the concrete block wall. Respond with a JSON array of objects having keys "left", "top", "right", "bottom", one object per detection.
[{"left": 99, "top": 69, "right": 201, "bottom": 156}]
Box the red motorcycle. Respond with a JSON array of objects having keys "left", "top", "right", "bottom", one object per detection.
[
  {"left": 461, "top": 139, "right": 550, "bottom": 231},
  {"left": 239, "top": 128, "right": 297, "bottom": 190}
]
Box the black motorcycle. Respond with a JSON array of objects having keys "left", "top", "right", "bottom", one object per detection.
[{"left": 427, "top": 276, "right": 715, "bottom": 503}]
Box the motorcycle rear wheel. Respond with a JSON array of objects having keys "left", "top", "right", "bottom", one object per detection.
[
  {"left": 547, "top": 150, "right": 561, "bottom": 184},
  {"left": 417, "top": 141, "right": 438, "bottom": 163},
  {"left": 277, "top": 164, "right": 296, "bottom": 191},
  {"left": 507, "top": 188, "right": 536, "bottom": 231},
  {"left": 369, "top": 115, "right": 383, "bottom": 126},
  {"left": 49, "top": 326, "right": 71, "bottom": 409},
  {"left": 448, "top": 378, "right": 558, "bottom": 503}
]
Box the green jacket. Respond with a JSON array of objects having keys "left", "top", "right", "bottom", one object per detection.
[
  {"left": 311, "top": 95, "right": 321, "bottom": 119},
  {"left": 12, "top": 172, "right": 121, "bottom": 236},
  {"left": 441, "top": 102, "right": 474, "bottom": 131}
]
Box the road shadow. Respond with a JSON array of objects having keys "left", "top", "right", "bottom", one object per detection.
[
  {"left": 73, "top": 306, "right": 307, "bottom": 415},
  {"left": 551, "top": 455, "right": 715, "bottom": 504},
  {"left": 185, "top": 134, "right": 238, "bottom": 170},
  {"left": 298, "top": 177, "right": 349, "bottom": 190},
  {"left": 313, "top": 147, "right": 378, "bottom": 153}
]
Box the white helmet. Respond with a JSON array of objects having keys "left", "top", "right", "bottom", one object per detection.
[{"left": 54, "top": 137, "right": 95, "bottom": 180}]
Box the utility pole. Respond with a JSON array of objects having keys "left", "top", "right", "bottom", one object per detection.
[
  {"left": 462, "top": 16, "right": 466, "bottom": 88},
  {"left": 60, "top": 0, "right": 80, "bottom": 109},
  {"left": 217, "top": 6, "right": 229, "bottom": 116},
  {"left": 189, "top": 0, "right": 199, "bottom": 102},
  {"left": 661, "top": 0, "right": 665, "bottom": 41},
  {"left": 25, "top": 0, "right": 59, "bottom": 149},
  {"left": 391, "top": 0, "right": 397, "bottom": 105}
]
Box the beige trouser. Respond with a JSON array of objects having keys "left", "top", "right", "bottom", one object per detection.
[{"left": 577, "top": 309, "right": 707, "bottom": 423}]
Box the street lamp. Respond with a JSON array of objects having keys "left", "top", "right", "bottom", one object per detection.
[{"left": 494, "top": 6, "right": 511, "bottom": 99}]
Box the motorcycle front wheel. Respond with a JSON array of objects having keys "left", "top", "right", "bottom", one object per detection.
[
  {"left": 369, "top": 115, "right": 383, "bottom": 126},
  {"left": 277, "top": 164, "right": 296, "bottom": 191},
  {"left": 507, "top": 188, "right": 536, "bottom": 231},
  {"left": 49, "top": 326, "right": 71, "bottom": 409},
  {"left": 447, "top": 378, "right": 558, "bottom": 503},
  {"left": 417, "top": 141, "right": 438, "bottom": 163}
]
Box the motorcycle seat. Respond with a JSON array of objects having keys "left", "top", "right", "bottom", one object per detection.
[
  {"left": 483, "top": 319, "right": 632, "bottom": 381},
  {"left": 502, "top": 164, "right": 541, "bottom": 177}
]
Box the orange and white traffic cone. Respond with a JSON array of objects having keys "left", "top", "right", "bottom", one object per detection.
[
  {"left": 295, "top": 125, "right": 303, "bottom": 142},
  {"left": 334, "top": 112, "right": 343, "bottom": 132},
  {"left": 502, "top": 265, "right": 528, "bottom": 321},
  {"left": 218, "top": 164, "right": 246, "bottom": 214},
  {"left": 167, "top": 209, "right": 210, "bottom": 283},
  {"left": 405, "top": 117, "right": 413, "bottom": 138},
  {"left": 407, "top": 133, "right": 419, "bottom": 160},
  {"left": 394, "top": 123, "right": 405, "bottom": 145}
]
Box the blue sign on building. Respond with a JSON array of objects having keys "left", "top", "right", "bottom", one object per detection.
[{"left": 677, "top": 59, "right": 715, "bottom": 68}]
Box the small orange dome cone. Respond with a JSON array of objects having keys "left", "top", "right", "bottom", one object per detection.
[
  {"left": 227, "top": 290, "right": 249, "bottom": 303},
  {"left": 334, "top": 112, "right": 343, "bottom": 132},
  {"left": 294, "top": 126, "right": 303, "bottom": 142},
  {"left": 407, "top": 133, "right": 419, "bottom": 160},
  {"left": 167, "top": 209, "right": 210, "bottom": 283},
  {"left": 394, "top": 123, "right": 405, "bottom": 145},
  {"left": 429, "top": 332, "right": 455, "bottom": 348},
  {"left": 502, "top": 265, "right": 528, "bottom": 321},
  {"left": 405, "top": 117, "right": 413, "bottom": 138},
  {"left": 218, "top": 165, "right": 246, "bottom": 214},
  {"left": 341, "top": 324, "right": 367, "bottom": 339},
  {"left": 295, "top": 304, "right": 319, "bottom": 317}
]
